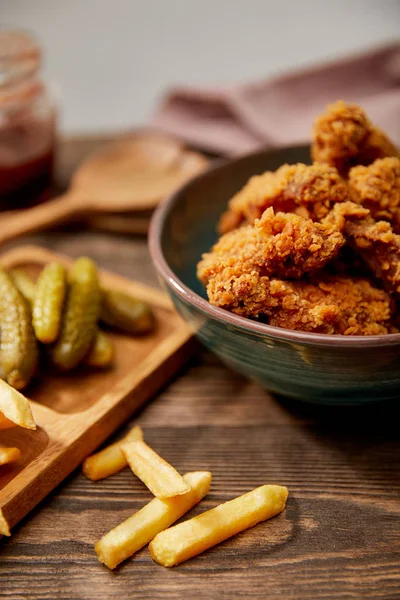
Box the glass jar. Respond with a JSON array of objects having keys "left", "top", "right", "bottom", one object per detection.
[{"left": 0, "top": 28, "right": 58, "bottom": 209}]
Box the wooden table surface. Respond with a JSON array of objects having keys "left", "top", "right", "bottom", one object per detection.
[{"left": 0, "top": 137, "right": 399, "bottom": 600}]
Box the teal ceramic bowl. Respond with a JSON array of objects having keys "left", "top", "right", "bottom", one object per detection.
[{"left": 149, "top": 145, "right": 400, "bottom": 405}]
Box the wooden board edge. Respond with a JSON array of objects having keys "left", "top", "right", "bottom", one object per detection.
[
  {"left": 0, "top": 334, "right": 197, "bottom": 534},
  {"left": 0, "top": 243, "right": 197, "bottom": 534},
  {"left": 80, "top": 327, "right": 192, "bottom": 421},
  {"left": 0, "top": 508, "right": 11, "bottom": 536}
]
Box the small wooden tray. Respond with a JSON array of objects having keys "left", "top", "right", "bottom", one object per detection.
[{"left": 0, "top": 246, "right": 194, "bottom": 536}]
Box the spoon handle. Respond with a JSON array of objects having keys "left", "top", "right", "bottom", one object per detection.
[{"left": 0, "top": 193, "right": 86, "bottom": 246}]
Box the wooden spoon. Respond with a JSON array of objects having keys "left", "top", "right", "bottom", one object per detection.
[{"left": 0, "top": 132, "right": 208, "bottom": 245}]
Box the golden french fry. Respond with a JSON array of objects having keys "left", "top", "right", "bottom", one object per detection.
[
  {"left": 95, "top": 470, "right": 212, "bottom": 569},
  {"left": 0, "top": 447, "right": 21, "bottom": 466},
  {"left": 82, "top": 425, "right": 143, "bottom": 481},
  {"left": 122, "top": 439, "right": 190, "bottom": 498},
  {"left": 0, "top": 509, "right": 10, "bottom": 537},
  {"left": 0, "top": 379, "right": 36, "bottom": 430},
  {"left": 0, "top": 413, "right": 16, "bottom": 430},
  {"left": 149, "top": 484, "right": 288, "bottom": 567}
]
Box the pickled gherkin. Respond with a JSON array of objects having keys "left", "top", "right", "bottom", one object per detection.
[
  {"left": 33, "top": 262, "right": 67, "bottom": 343},
  {"left": 101, "top": 290, "right": 155, "bottom": 335},
  {"left": 0, "top": 269, "right": 38, "bottom": 390},
  {"left": 50, "top": 257, "right": 101, "bottom": 371},
  {"left": 85, "top": 329, "right": 114, "bottom": 368},
  {"left": 9, "top": 269, "right": 36, "bottom": 304}
]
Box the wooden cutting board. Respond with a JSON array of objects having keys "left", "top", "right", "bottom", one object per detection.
[{"left": 0, "top": 245, "right": 194, "bottom": 536}]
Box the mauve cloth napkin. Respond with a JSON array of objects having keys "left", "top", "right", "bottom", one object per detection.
[{"left": 150, "top": 43, "right": 400, "bottom": 157}]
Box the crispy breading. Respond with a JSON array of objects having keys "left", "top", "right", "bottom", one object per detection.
[
  {"left": 206, "top": 270, "right": 280, "bottom": 318},
  {"left": 206, "top": 268, "right": 392, "bottom": 335},
  {"left": 198, "top": 208, "right": 344, "bottom": 282},
  {"left": 269, "top": 276, "right": 392, "bottom": 335},
  {"left": 312, "top": 100, "right": 399, "bottom": 176},
  {"left": 323, "top": 200, "right": 370, "bottom": 230},
  {"left": 202, "top": 201, "right": 392, "bottom": 334},
  {"left": 325, "top": 201, "right": 400, "bottom": 294},
  {"left": 349, "top": 157, "right": 400, "bottom": 231},
  {"left": 199, "top": 101, "right": 400, "bottom": 336},
  {"left": 218, "top": 163, "right": 349, "bottom": 234},
  {"left": 218, "top": 171, "right": 277, "bottom": 234}
]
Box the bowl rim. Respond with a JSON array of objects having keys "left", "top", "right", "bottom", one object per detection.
[{"left": 149, "top": 145, "right": 400, "bottom": 348}]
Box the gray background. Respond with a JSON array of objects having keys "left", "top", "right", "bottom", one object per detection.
[{"left": 2, "top": 0, "right": 399, "bottom": 134}]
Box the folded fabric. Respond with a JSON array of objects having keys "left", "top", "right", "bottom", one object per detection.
[{"left": 150, "top": 42, "right": 400, "bottom": 157}]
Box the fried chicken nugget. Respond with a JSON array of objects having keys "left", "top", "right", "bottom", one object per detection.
[
  {"left": 269, "top": 276, "right": 392, "bottom": 335},
  {"left": 325, "top": 201, "right": 400, "bottom": 294},
  {"left": 218, "top": 163, "right": 349, "bottom": 234},
  {"left": 198, "top": 208, "right": 344, "bottom": 283},
  {"left": 312, "top": 100, "right": 399, "bottom": 176},
  {"left": 206, "top": 269, "right": 391, "bottom": 335},
  {"left": 206, "top": 270, "right": 279, "bottom": 318},
  {"left": 218, "top": 171, "right": 277, "bottom": 234},
  {"left": 349, "top": 157, "right": 400, "bottom": 232},
  {"left": 200, "top": 205, "right": 391, "bottom": 334}
]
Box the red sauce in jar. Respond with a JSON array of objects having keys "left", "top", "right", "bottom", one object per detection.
[
  {"left": 0, "top": 147, "right": 54, "bottom": 210},
  {"left": 0, "top": 29, "right": 57, "bottom": 210}
]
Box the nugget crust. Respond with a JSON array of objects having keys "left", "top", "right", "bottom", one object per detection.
[
  {"left": 206, "top": 269, "right": 391, "bottom": 335},
  {"left": 349, "top": 157, "right": 400, "bottom": 231},
  {"left": 325, "top": 201, "right": 400, "bottom": 294},
  {"left": 199, "top": 208, "right": 344, "bottom": 282},
  {"left": 218, "top": 163, "right": 349, "bottom": 234},
  {"left": 312, "top": 100, "right": 399, "bottom": 175}
]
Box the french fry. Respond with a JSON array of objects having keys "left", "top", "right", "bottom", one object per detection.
[
  {"left": 149, "top": 484, "right": 288, "bottom": 567},
  {"left": 0, "top": 509, "right": 10, "bottom": 537},
  {"left": 0, "top": 447, "right": 21, "bottom": 466},
  {"left": 82, "top": 425, "right": 143, "bottom": 481},
  {"left": 122, "top": 440, "right": 190, "bottom": 498},
  {"left": 0, "top": 379, "right": 36, "bottom": 430},
  {"left": 95, "top": 470, "right": 212, "bottom": 569},
  {"left": 0, "top": 413, "right": 16, "bottom": 430}
]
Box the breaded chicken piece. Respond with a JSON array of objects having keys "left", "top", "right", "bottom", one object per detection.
[
  {"left": 256, "top": 208, "right": 344, "bottom": 277},
  {"left": 325, "top": 201, "right": 400, "bottom": 293},
  {"left": 323, "top": 200, "right": 370, "bottom": 230},
  {"left": 218, "top": 171, "right": 277, "bottom": 234},
  {"left": 218, "top": 163, "right": 349, "bottom": 234},
  {"left": 206, "top": 270, "right": 279, "bottom": 318},
  {"left": 349, "top": 157, "right": 400, "bottom": 232},
  {"left": 269, "top": 276, "right": 392, "bottom": 335},
  {"left": 312, "top": 100, "right": 399, "bottom": 176},
  {"left": 200, "top": 204, "right": 391, "bottom": 334},
  {"left": 198, "top": 208, "right": 344, "bottom": 283},
  {"left": 206, "top": 268, "right": 392, "bottom": 335}
]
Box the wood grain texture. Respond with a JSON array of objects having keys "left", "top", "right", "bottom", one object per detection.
[{"left": 0, "top": 136, "right": 399, "bottom": 600}]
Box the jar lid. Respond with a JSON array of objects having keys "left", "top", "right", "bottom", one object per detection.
[{"left": 0, "top": 28, "right": 41, "bottom": 88}]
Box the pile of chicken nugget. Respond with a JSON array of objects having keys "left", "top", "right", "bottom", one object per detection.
[{"left": 197, "top": 101, "right": 400, "bottom": 335}]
